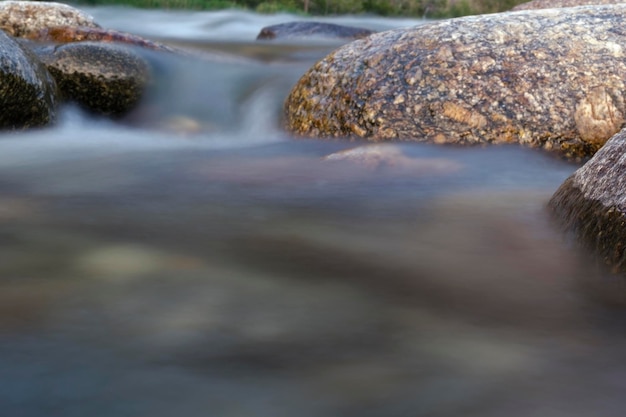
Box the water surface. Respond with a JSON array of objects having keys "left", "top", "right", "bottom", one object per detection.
[{"left": 2, "top": 7, "right": 625, "bottom": 417}]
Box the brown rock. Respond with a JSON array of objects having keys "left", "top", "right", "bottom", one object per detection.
[
  {"left": 0, "top": 1, "right": 100, "bottom": 39},
  {"left": 36, "top": 42, "right": 151, "bottom": 117},
  {"left": 285, "top": 5, "right": 626, "bottom": 159},
  {"left": 512, "top": 0, "right": 624, "bottom": 11}
]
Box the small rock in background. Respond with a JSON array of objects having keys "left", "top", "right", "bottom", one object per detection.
[{"left": 257, "top": 21, "right": 374, "bottom": 41}]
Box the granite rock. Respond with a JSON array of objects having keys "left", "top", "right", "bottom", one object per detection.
[
  {"left": 549, "top": 128, "right": 626, "bottom": 273},
  {"left": 512, "top": 0, "right": 625, "bottom": 10},
  {"left": 285, "top": 5, "right": 626, "bottom": 159}
]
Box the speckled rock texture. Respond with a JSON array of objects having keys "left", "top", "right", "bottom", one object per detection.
[
  {"left": 0, "top": 29, "right": 57, "bottom": 129},
  {"left": 549, "top": 128, "right": 626, "bottom": 273},
  {"left": 257, "top": 21, "right": 374, "bottom": 41},
  {"left": 35, "top": 42, "right": 151, "bottom": 117},
  {"left": 0, "top": 1, "right": 100, "bottom": 39},
  {"left": 285, "top": 5, "right": 626, "bottom": 159},
  {"left": 512, "top": 0, "right": 624, "bottom": 10}
]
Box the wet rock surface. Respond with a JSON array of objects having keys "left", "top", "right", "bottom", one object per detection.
[
  {"left": 0, "top": 1, "right": 100, "bottom": 39},
  {"left": 285, "top": 5, "right": 626, "bottom": 159},
  {"left": 35, "top": 42, "right": 151, "bottom": 116},
  {"left": 549, "top": 128, "right": 626, "bottom": 273},
  {"left": 0, "top": 30, "right": 57, "bottom": 129},
  {"left": 257, "top": 21, "right": 374, "bottom": 41},
  {"left": 512, "top": 0, "right": 624, "bottom": 10}
]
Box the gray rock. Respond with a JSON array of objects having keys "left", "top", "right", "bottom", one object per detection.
[
  {"left": 257, "top": 21, "right": 374, "bottom": 41},
  {"left": 0, "top": 1, "right": 100, "bottom": 39},
  {"left": 549, "top": 128, "right": 626, "bottom": 273},
  {"left": 0, "top": 30, "right": 57, "bottom": 129},
  {"left": 512, "top": 0, "right": 625, "bottom": 11},
  {"left": 35, "top": 42, "right": 151, "bottom": 117},
  {"left": 285, "top": 5, "right": 626, "bottom": 159}
]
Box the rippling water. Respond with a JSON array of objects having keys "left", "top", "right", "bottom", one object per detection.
[{"left": 2, "top": 7, "right": 625, "bottom": 417}]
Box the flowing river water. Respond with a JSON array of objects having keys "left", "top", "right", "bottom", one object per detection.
[{"left": 2, "top": 7, "right": 626, "bottom": 417}]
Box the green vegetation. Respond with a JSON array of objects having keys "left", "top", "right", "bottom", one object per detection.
[{"left": 73, "top": 0, "right": 528, "bottom": 17}]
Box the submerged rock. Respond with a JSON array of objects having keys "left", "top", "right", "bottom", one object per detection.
[
  {"left": 36, "top": 42, "right": 151, "bottom": 117},
  {"left": 257, "top": 21, "right": 374, "bottom": 41},
  {"left": 0, "top": 1, "right": 100, "bottom": 39},
  {"left": 549, "top": 128, "right": 626, "bottom": 273},
  {"left": 32, "top": 26, "right": 177, "bottom": 53},
  {"left": 512, "top": 0, "right": 624, "bottom": 10},
  {"left": 285, "top": 5, "right": 626, "bottom": 159},
  {"left": 0, "top": 30, "right": 57, "bottom": 129}
]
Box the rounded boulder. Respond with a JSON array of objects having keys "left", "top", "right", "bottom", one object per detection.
[
  {"left": 0, "top": 1, "right": 100, "bottom": 39},
  {"left": 285, "top": 5, "right": 626, "bottom": 159}
]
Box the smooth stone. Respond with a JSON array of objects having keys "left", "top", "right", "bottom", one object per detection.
[
  {"left": 285, "top": 5, "right": 626, "bottom": 159},
  {"left": 549, "top": 127, "right": 626, "bottom": 273},
  {"left": 257, "top": 21, "right": 374, "bottom": 41},
  {"left": 0, "top": 30, "right": 57, "bottom": 129},
  {"left": 0, "top": 1, "right": 99, "bottom": 39},
  {"left": 35, "top": 42, "right": 151, "bottom": 117}
]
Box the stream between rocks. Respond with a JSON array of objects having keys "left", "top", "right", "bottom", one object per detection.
[{"left": 2, "top": 7, "right": 626, "bottom": 417}]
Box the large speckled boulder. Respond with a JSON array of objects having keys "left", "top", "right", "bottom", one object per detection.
[
  {"left": 257, "top": 22, "right": 374, "bottom": 41},
  {"left": 512, "top": 0, "right": 624, "bottom": 10},
  {"left": 0, "top": 29, "right": 57, "bottom": 129},
  {"left": 285, "top": 5, "right": 626, "bottom": 159},
  {"left": 549, "top": 128, "right": 626, "bottom": 273},
  {"left": 0, "top": 1, "right": 100, "bottom": 39},
  {"left": 35, "top": 42, "right": 151, "bottom": 117}
]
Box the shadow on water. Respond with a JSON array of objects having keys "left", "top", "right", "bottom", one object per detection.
[{"left": 3, "top": 7, "right": 626, "bottom": 417}]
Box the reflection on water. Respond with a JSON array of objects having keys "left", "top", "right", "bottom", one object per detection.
[{"left": 2, "top": 7, "right": 626, "bottom": 417}]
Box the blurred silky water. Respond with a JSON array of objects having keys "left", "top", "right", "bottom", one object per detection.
[{"left": 2, "top": 7, "right": 626, "bottom": 417}]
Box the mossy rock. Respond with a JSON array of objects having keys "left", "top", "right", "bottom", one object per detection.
[
  {"left": 35, "top": 42, "right": 151, "bottom": 117},
  {"left": 0, "top": 30, "right": 57, "bottom": 129},
  {"left": 285, "top": 5, "right": 626, "bottom": 159}
]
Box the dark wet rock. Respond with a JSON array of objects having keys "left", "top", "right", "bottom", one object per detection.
[
  {"left": 512, "top": 0, "right": 624, "bottom": 10},
  {"left": 257, "top": 21, "right": 374, "bottom": 41},
  {"left": 35, "top": 42, "right": 151, "bottom": 117},
  {"left": 0, "top": 1, "right": 100, "bottom": 39},
  {"left": 549, "top": 128, "right": 626, "bottom": 273},
  {"left": 0, "top": 30, "right": 57, "bottom": 129},
  {"left": 32, "top": 26, "right": 177, "bottom": 53},
  {"left": 285, "top": 5, "right": 626, "bottom": 159}
]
